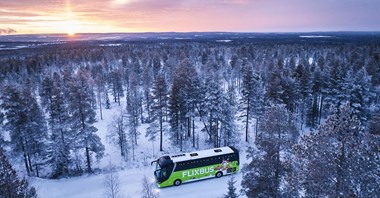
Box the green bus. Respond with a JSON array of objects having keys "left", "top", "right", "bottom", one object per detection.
[{"left": 151, "top": 146, "right": 239, "bottom": 187}]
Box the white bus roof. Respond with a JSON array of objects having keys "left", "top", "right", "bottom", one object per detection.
[{"left": 169, "top": 146, "right": 236, "bottom": 163}]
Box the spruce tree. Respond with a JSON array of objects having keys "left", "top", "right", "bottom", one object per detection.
[{"left": 224, "top": 176, "right": 238, "bottom": 198}]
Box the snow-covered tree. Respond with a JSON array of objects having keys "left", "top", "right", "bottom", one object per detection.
[
  {"left": 307, "top": 64, "right": 323, "bottom": 128},
  {"left": 349, "top": 67, "right": 371, "bottom": 123},
  {"left": 201, "top": 74, "right": 224, "bottom": 147},
  {"left": 141, "top": 176, "right": 159, "bottom": 198},
  {"left": 241, "top": 104, "right": 298, "bottom": 197},
  {"left": 40, "top": 72, "right": 71, "bottom": 178},
  {"left": 239, "top": 64, "right": 255, "bottom": 142},
  {"left": 294, "top": 63, "right": 312, "bottom": 130},
  {"left": 126, "top": 71, "right": 141, "bottom": 146},
  {"left": 150, "top": 73, "right": 168, "bottom": 151},
  {"left": 224, "top": 176, "right": 239, "bottom": 198},
  {"left": 294, "top": 103, "right": 378, "bottom": 197},
  {"left": 1, "top": 82, "right": 48, "bottom": 176},
  {"left": 109, "top": 68, "right": 124, "bottom": 105},
  {"left": 103, "top": 165, "right": 123, "bottom": 198},
  {"left": 169, "top": 58, "right": 199, "bottom": 149},
  {"left": 0, "top": 147, "right": 37, "bottom": 198},
  {"left": 107, "top": 108, "right": 129, "bottom": 161},
  {"left": 66, "top": 68, "right": 104, "bottom": 173},
  {"left": 146, "top": 121, "right": 159, "bottom": 156},
  {"left": 220, "top": 85, "right": 240, "bottom": 147}
]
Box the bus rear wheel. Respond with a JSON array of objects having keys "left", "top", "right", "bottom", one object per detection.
[
  {"left": 174, "top": 179, "right": 182, "bottom": 186},
  {"left": 216, "top": 171, "right": 223, "bottom": 178}
]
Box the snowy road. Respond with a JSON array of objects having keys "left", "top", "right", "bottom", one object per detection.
[{"left": 32, "top": 166, "right": 244, "bottom": 198}]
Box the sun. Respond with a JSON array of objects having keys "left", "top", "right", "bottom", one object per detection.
[
  {"left": 67, "top": 31, "right": 75, "bottom": 37},
  {"left": 65, "top": 21, "right": 78, "bottom": 37}
]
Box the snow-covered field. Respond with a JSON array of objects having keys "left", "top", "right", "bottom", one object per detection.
[{"left": 30, "top": 101, "right": 249, "bottom": 198}]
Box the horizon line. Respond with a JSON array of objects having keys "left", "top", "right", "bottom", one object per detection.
[{"left": 2, "top": 30, "right": 380, "bottom": 36}]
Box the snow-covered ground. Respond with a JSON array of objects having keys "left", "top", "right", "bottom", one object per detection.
[{"left": 30, "top": 101, "right": 250, "bottom": 198}]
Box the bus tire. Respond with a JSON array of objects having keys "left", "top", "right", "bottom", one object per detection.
[
  {"left": 216, "top": 171, "right": 223, "bottom": 178},
  {"left": 174, "top": 179, "right": 182, "bottom": 186}
]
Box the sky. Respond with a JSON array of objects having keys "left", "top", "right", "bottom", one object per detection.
[{"left": 1, "top": 0, "right": 380, "bottom": 35}]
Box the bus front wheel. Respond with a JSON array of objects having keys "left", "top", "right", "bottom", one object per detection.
[
  {"left": 174, "top": 179, "right": 182, "bottom": 186},
  {"left": 216, "top": 171, "right": 223, "bottom": 178}
]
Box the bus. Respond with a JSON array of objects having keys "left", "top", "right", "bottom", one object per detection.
[{"left": 151, "top": 146, "right": 239, "bottom": 187}]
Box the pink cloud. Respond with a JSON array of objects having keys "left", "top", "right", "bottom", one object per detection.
[{"left": 0, "top": 28, "right": 17, "bottom": 35}]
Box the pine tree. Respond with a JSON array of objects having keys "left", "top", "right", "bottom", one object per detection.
[
  {"left": 349, "top": 67, "right": 371, "bottom": 123},
  {"left": 294, "top": 63, "right": 312, "bottom": 129},
  {"left": 150, "top": 73, "right": 168, "bottom": 151},
  {"left": 239, "top": 64, "right": 255, "bottom": 142},
  {"left": 307, "top": 65, "right": 323, "bottom": 128},
  {"left": 224, "top": 176, "right": 238, "bottom": 198},
  {"left": 40, "top": 72, "right": 71, "bottom": 178},
  {"left": 66, "top": 68, "right": 104, "bottom": 173},
  {"left": 109, "top": 68, "right": 124, "bottom": 105},
  {"left": 241, "top": 104, "right": 298, "bottom": 197},
  {"left": 169, "top": 58, "right": 199, "bottom": 149},
  {"left": 220, "top": 85, "right": 239, "bottom": 147},
  {"left": 126, "top": 71, "right": 141, "bottom": 147},
  {"left": 294, "top": 103, "right": 370, "bottom": 197},
  {"left": 250, "top": 72, "right": 265, "bottom": 138},
  {"left": 146, "top": 121, "right": 159, "bottom": 156},
  {"left": 1, "top": 82, "right": 48, "bottom": 177},
  {"left": 0, "top": 148, "right": 37, "bottom": 198},
  {"left": 201, "top": 74, "right": 224, "bottom": 147},
  {"left": 93, "top": 65, "right": 107, "bottom": 120},
  {"left": 266, "top": 62, "right": 284, "bottom": 105}
]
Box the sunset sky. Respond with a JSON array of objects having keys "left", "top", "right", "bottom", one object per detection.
[{"left": 1, "top": 0, "right": 380, "bottom": 35}]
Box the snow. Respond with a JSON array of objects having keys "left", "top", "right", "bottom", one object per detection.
[
  {"left": 308, "top": 57, "right": 314, "bottom": 65},
  {"left": 299, "top": 35, "right": 334, "bottom": 38},
  {"left": 30, "top": 100, "right": 249, "bottom": 198},
  {"left": 99, "top": 44, "right": 122, "bottom": 47}
]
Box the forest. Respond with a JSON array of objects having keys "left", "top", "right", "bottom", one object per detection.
[{"left": 1, "top": 33, "right": 380, "bottom": 197}]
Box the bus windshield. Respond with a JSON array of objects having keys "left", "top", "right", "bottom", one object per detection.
[
  {"left": 155, "top": 163, "right": 170, "bottom": 180},
  {"left": 153, "top": 157, "right": 174, "bottom": 183}
]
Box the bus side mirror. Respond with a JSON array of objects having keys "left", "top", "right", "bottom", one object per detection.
[{"left": 151, "top": 160, "right": 157, "bottom": 166}]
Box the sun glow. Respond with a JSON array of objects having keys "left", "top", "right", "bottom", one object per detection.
[
  {"left": 65, "top": 0, "right": 76, "bottom": 36},
  {"left": 67, "top": 31, "right": 75, "bottom": 36},
  {"left": 65, "top": 20, "right": 78, "bottom": 36}
]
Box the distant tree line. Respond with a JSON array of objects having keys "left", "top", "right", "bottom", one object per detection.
[{"left": 0, "top": 39, "right": 379, "bottom": 196}]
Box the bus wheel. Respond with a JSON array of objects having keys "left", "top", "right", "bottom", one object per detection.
[
  {"left": 174, "top": 179, "right": 182, "bottom": 186},
  {"left": 216, "top": 171, "right": 223, "bottom": 178}
]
